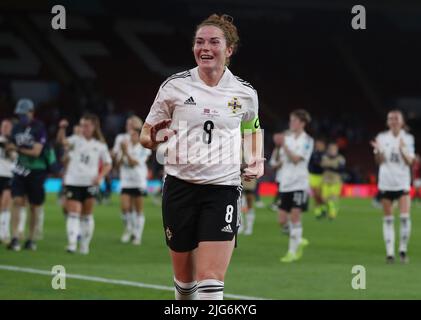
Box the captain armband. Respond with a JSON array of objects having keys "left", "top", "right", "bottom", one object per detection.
[{"left": 241, "top": 117, "right": 261, "bottom": 134}]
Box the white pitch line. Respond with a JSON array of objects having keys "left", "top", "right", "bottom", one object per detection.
[{"left": 0, "top": 265, "right": 267, "bottom": 300}]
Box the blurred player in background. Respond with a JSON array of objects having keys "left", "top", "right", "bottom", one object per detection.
[
  {"left": 111, "top": 116, "right": 140, "bottom": 161},
  {"left": 309, "top": 138, "right": 326, "bottom": 218},
  {"left": 56, "top": 123, "right": 83, "bottom": 215},
  {"left": 269, "top": 133, "right": 284, "bottom": 213},
  {"left": 57, "top": 114, "right": 112, "bottom": 254},
  {"left": 320, "top": 141, "right": 345, "bottom": 219},
  {"left": 116, "top": 118, "right": 151, "bottom": 245},
  {"left": 238, "top": 176, "right": 256, "bottom": 235},
  {"left": 111, "top": 115, "right": 146, "bottom": 243},
  {"left": 0, "top": 119, "right": 16, "bottom": 243},
  {"left": 371, "top": 110, "right": 415, "bottom": 264},
  {"left": 140, "top": 14, "right": 263, "bottom": 300},
  {"left": 277, "top": 110, "right": 314, "bottom": 263},
  {"left": 7, "top": 99, "right": 49, "bottom": 251}
]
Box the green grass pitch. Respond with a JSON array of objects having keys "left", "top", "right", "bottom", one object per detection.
[{"left": 0, "top": 194, "right": 420, "bottom": 299}]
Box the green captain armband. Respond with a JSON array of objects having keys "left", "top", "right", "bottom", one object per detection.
[{"left": 241, "top": 117, "right": 260, "bottom": 133}]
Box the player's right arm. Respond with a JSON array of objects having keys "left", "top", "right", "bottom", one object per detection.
[
  {"left": 269, "top": 147, "right": 282, "bottom": 170},
  {"left": 56, "top": 119, "right": 70, "bottom": 147},
  {"left": 141, "top": 82, "right": 177, "bottom": 150},
  {"left": 370, "top": 135, "right": 386, "bottom": 164},
  {"left": 140, "top": 119, "right": 175, "bottom": 150},
  {"left": 120, "top": 141, "right": 139, "bottom": 167}
]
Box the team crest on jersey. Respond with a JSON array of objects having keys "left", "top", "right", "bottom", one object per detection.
[{"left": 228, "top": 97, "right": 242, "bottom": 114}]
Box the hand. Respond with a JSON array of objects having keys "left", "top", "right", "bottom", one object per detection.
[
  {"left": 370, "top": 139, "right": 379, "bottom": 151},
  {"left": 150, "top": 119, "right": 177, "bottom": 144},
  {"left": 121, "top": 141, "right": 128, "bottom": 154},
  {"left": 92, "top": 176, "right": 102, "bottom": 186},
  {"left": 242, "top": 157, "right": 265, "bottom": 181},
  {"left": 273, "top": 133, "right": 284, "bottom": 147},
  {"left": 399, "top": 138, "right": 406, "bottom": 149},
  {"left": 59, "top": 119, "right": 69, "bottom": 129},
  {"left": 5, "top": 142, "right": 16, "bottom": 152}
]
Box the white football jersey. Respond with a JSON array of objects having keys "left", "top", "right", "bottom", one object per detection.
[
  {"left": 269, "top": 147, "right": 283, "bottom": 183},
  {"left": 112, "top": 133, "right": 129, "bottom": 155},
  {"left": 118, "top": 141, "right": 151, "bottom": 189},
  {"left": 0, "top": 135, "right": 14, "bottom": 178},
  {"left": 279, "top": 131, "right": 314, "bottom": 192},
  {"left": 377, "top": 130, "right": 415, "bottom": 191},
  {"left": 145, "top": 67, "right": 259, "bottom": 186},
  {"left": 64, "top": 135, "right": 112, "bottom": 187}
]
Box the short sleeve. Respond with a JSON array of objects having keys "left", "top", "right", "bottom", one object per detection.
[
  {"left": 100, "top": 144, "right": 112, "bottom": 165},
  {"left": 112, "top": 135, "right": 122, "bottom": 154},
  {"left": 145, "top": 83, "right": 174, "bottom": 125},
  {"left": 297, "top": 137, "right": 314, "bottom": 162},
  {"left": 67, "top": 135, "right": 78, "bottom": 148},
  {"left": 242, "top": 90, "right": 259, "bottom": 122},
  {"left": 407, "top": 134, "right": 415, "bottom": 157}
]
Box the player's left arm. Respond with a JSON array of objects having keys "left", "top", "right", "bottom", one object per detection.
[
  {"left": 285, "top": 137, "right": 313, "bottom": 165},
  {"left": 241, "top": 110, "right": 264, "bottom": 182},
  {"left": 399, "top": 136, "right": 415, "bottom": 166},
  {"left": 93, "top": 148, "right": 113, "bottom": 186},
  {"left": 283, "top": 144, "right": 304, "bottom": 164}
]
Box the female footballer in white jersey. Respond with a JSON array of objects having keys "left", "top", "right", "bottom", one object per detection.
[
  {"left": 57, "top": 114, "right": 112, "bottom": 254},
  {"left": 116, "top": 120, "right": 151, "bottom": 245},
  {"left": 277, "top": 110, "right": 313, "bottom": 263},
  {"left": 371, "top": 110, "right": 415, "bottom": 264},
  {"left": 140, "top": 14, "right": 263, "bottom": 300},
  {"left": 0, "top": 119, "right": 16, "bottom": 243}
]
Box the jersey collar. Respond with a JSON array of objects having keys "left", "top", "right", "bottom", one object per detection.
[{"left": 191, "top": 66, "right": 232, "bottom": 88}]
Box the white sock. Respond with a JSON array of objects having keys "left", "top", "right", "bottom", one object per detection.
[
  {"left": 134, "top": 213, "right": 145, "bottom": 241},
  {"left": 399, "top": 213, "right": 411, "bottom": 253},
  {"left": 121, "top": 212, "right": 131, "bottom": 231},
  {"left": 130, "top": 211, "right": 137, "bottom": 235},
  {"left": 197, "top": 279, "right": 224, "bottom": 300},
  {"left": 18, "top": 207, "right": 27, "bottom": 235},
  {"left": 66, "top": 213, "right": 80, "bottom": 249},
  {"left": 80, "top": 215, "right": 95, "bottom": 247},
  {"left": 3, "top": 210, "right": 11, "bottom": 239},
  {"left": 383, "top": 216, "right": 395, "bottom": 257},
  {"left": 0, "top": 211, "right": 5, "bottom": 239},
  {"left": 288, "top": 222, "right": 302, "bottom": 254},
  {"left": 245, "top": 208, "right": 255, "bottom": 233},
  {"left": 35, "top": 207, "right": 44, "bottom": 239},
  {"left": 174, "top": 277, "right": 198, "bottom": 300}
]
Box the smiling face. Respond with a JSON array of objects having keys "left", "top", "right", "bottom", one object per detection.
[
  {"left": 193, "top": 25, "right": 233, "bottom": 72},
  {"left": 387, "top": 111, "right": 404, "bottom": 133}
]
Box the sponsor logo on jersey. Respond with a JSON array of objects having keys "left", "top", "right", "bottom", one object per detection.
[
  {"left": 184, "top": 96, "right": 196, "bottom": 105},
  {"left": 228, "top": 97, "right": 242, "bottom": 114}
]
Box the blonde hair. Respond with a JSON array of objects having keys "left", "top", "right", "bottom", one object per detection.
[
  {"left": 195, "top": 14, "right": 240, "bottom": 66},
  {"left": 128, "top": 115, "right": 143, "bottom": 130}
]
